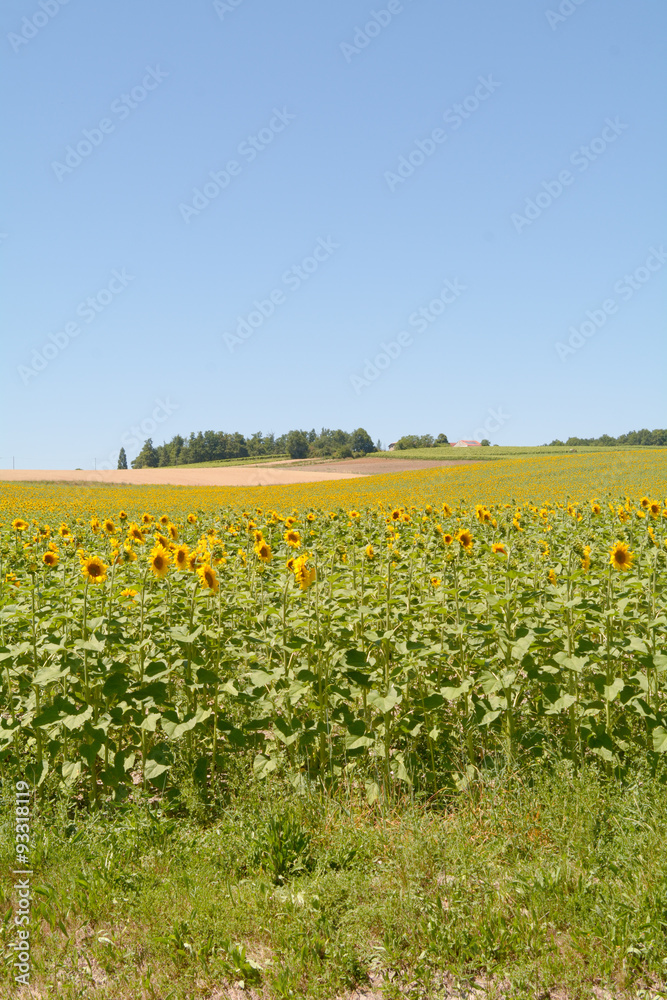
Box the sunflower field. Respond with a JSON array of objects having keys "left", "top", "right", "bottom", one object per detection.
[{"left": 2, "top": 478, "right": 667, "bottom": 809}]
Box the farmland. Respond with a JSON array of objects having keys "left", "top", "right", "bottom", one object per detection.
[{"left": 1, "top": 450, "right": 667, "bottom": 998}]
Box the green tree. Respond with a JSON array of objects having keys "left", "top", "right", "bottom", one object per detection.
[
  {"left": 131, "top": 439, "right": 159, "bottom": 468},
  {"left": 286, "top": 430, "right": 309, "bottom": 459},
  {"left": 481, "top": 439, "right": 490, "bottom": 446},
  {"left": 117, "top": 447, "right": 128, "bottom": 470},
  {"left": 350, "top": 428, "right": 376, "bottom": 454}
]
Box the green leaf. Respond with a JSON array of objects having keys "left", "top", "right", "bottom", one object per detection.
[
  {"left": 603, "top": 678, "right": 625, "bottom": 702},
  {"left": 652, "top": 727, "right": 667, "bottom": 752}
]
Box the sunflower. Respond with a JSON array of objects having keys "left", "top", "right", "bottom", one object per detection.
[
  {"left": 103, "top": 519, "right": 115, "bottom": 534},
  {"left": 649, "top": 502, "right": 660, "bottom": 518},
  {"left": 640, "top": 497, "right": 650, "bottom": 509},
  {"left": 443, "top": 533, "right": 453, "bottom": 545},
  {"left": 425, "top": 505, "right": 432, "bottom": 515},
  {"left": 293, "top": 556, "right": 316, "bottom": 591},
  {"left": 306, "top": 512, "right": 316, "bottom": 522},
  {"left": 284, "top": 530, "right": 301, "bottom": 548},
  {"left": 430, "top": 576, "right": 441, "bottom": 587},
  {"left": 457, "top": 529, "right": 473, "bottom": 552},
  {"left": 581, "top": 545, "right": 591, "bottom": 572},
  {"left": 591, "top": 503, "right": 601, "bottom": 515},
  {"left": 81, "top": 555, "right": 107, "bottom": 584},
  {"left": 90, "top": 517, "right": 100, "bottom": 533},
  {"left": 128, "top": 524, "right": 146, "bottom": 544},
  {"left": 149, "top": 546, "right": 170, "bottom": 579},
  {"left": 174, "top": 544, "right": 189, "bottom": 570},
  {"left": 238, "top": 549, "right": 247, "bottom": 565},
  {"left": 168, "top": 523, "right": 178, "bottom": 540},
  {"left": 442, "top": 503, "right": 452, "bottom": 516},
  {"left": 187, "top": 513, "right": 198, "bottom": 524},
  {"left": 391, "top": 509, "right": 402, "bottom": 521},
  {"left": 198, "top": 563, "right": 219, "bottom": 593},
  {"left": 141, "top": 513, "right": 153, "bottom": 525},
  {"left": 159, "top": 515, "right": 170, "bottom": 526},
  {"left": 609, "top": 541, "right": 634, "bottom": 571},
  {"left": 187, "top": 552, "right": 200, "bottom": 572},
  {"left": 154, "top": 532, "right": 170, "bottom": 550},
  {"left": 253, "top": 530, "right": 264, "bottom": 545},
  {"left": 118, "top": 510, "right": 128, "bottom": 521},
  {"left": 286, "top": 557, "right": 296, "bottom": 573},
  {"left": 548, "top": 569, "right": 557, "bottom": 585},
  {"left": 123, "top": 544, "right": 137, "bottom": 563},
  {"left": 255, "top": 541, "right": 272, "bottom": 563},
  {"left": 492, "top": 543, "right": 506, "bottom": 556},
  {"left": 12, "top": 519, "right": 28, "bottom": 531},
  {"left": 120, "top": 588, "right": 138, "bottom": 601},
  {"left": 365, "top": 544, "right": 375, "bottom": 560},
  {"left": 42, "top": 551, "right": 59, "bottom": 567}
]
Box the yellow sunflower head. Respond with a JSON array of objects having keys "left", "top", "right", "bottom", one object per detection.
[
  {"left": 457, "top": 529, "right": 473, "bottom": 552},
  {"left": 284, "top": 530, "right": 301, "bottom": 548},
  {"left": 187, "top": 513, "right": 198, "bottom": 524},
  {"left": 103, "top": 519, "right": 115, "bottom": 534},
  {"left": 128, "top": 524, "right": 146, "bottom": 544},
  {"left": 365, "top": 544, "right": 375, "bottom": 560},
  {"left": 197, "top": 563, "right": 219, "bottom": 593},
  {"left": 42, "top": 551, "right": 59, "bottom": 567},
  {"left": 174, "top": 544, "right": 189, "bottom": 570},
  {"left": 81, "top": 555, "right": 107, "bottom": 584},
  {"left": 141, "top": 513, "right": 153, "bottom": 525},
  {"left": 149, "top": 546, "right": 170, "bottom": 579},
  {"left": 168, "top": 523, "right": 178, "bottom": 540},
  {"left": 255, "top": 542, "right": 272, "bottom": 563},
  {"left": 12, "top": 519, "right": 28, "bottom": 532},
  {"left": 118, "top": 510, "right": 128, "bottom": 521},
  {"left": 492, "top": 543, "right": 506, "bottom": 556},
  {"left": 159, "top": 515, "right": 170, "bottom": 526},
  {"left": 609, "top": 541, "right": 634, "bottom": 572}
]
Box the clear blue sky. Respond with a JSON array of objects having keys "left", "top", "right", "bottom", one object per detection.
[{"left": 2, "top": 0, "right": 665, "bottom": 469}]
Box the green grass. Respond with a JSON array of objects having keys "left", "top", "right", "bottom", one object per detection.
[
  {"left": 3, "top": 758, "right": 667, "bottom": 999},
  {"left": 374, "top": 444, "right": 662, "bottom": 462}
]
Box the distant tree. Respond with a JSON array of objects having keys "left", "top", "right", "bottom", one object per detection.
[
  {"left": 286, "top": 430, "right": 309, "bottom": 459},
  {"left": 481, "top": 439, "right": 490, "bottom": 446},
  {"left": 337, "top": 445, "right": 353, "bottom": 459},
  {"left": 418, "top": 434, "right": 434, "bottom": 448},
  {"left": 117, "top": 447, "right": 128, "bottom": 470},
  {"left": 376, "top": 439, "right": 382, "bottom": 452},
  {"left": 549, "top": 439, "right": 565, "bottom": 446},
  {"left": 435, "top": 433, "right": 449, "bottom": 445},
  {"left": 350, "top": 428, "right": 376, "bottom": 454},
  {"left": 394, "top": 435, "right": 420, "bottom": 450},
  {"left": 132, "top": 438, "right": 159, "bottom": 468}
]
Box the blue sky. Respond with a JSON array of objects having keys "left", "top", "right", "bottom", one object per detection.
[{"left": 2, "top": 0, "right": 665, "bottom": 468}]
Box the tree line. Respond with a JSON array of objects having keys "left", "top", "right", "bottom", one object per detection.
[
  {"left": 547, "top": 428, "right": 667, "bottom": 447},
  {"left": 124, "top": 427, "right": 379, "bottom": 468}
]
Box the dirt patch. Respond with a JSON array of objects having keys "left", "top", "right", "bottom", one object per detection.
[
  {"left": 0, "top": 459, "right": 477, "bottom": 487},
  {"left": 277, "top": 458, "right": 482, "bottom": 475}
]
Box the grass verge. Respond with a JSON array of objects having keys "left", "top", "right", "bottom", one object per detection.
[{"left": 2, "top": 757, "right": 667, "bottom": 999}]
